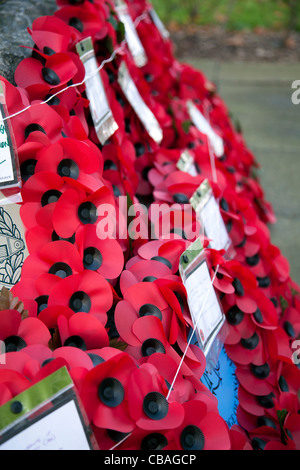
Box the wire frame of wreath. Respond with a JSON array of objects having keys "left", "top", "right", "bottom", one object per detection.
[{"left": 0, "top": 207, "right": 25, "bottom": 286}]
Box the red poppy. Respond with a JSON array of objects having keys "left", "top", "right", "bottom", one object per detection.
[
  {"left": 0, "top": 370, "right": 31, "bottom": 406},
  {"left": 235, "top": 360, "right": 278, "bottom": 397},
  {"left": 136, "top": 238, "right": 189, "bottom": 274},
  {"left": 13, "top": 102, "right": 64, "bottom": 148},
  {"left": 52, "top": 182, "right": 115, "bottom": 239},
  {"left": 80, "top": 352, "right": 137, "bottom": 432},
  {"left": 174, "top": 399, "right": 231, "bottom": 450},
  {"left": 146, "top": 352, "right": 214, "bottom": 406},
  {"left": 47, "top": 270, "right": 113, "bottom": 324},
  {"left": 28, "top": 15, "right": 75, "bottom": 54},
  {"left": 221, "top": 260, "right": 259, "bottom": 314},
  {"left": 106, "top": 425, "right": 177, "bottom": 451},
  {"left": 20, "top": 171, "right": 67, "bottom": 231},
  {"left": 119, "top": 258, "right": 175, "bottom": 294},
  {"left": 127, "top": 363, "right": 185, "bottom": 431},
  {"left": 11, "top": 273, "right": 61, "bottom": 318},
  {"left": 20, "top": 240, "right": 83, "bottom": 281},
  {"left": 0, "top": 309, "right": 51, "bottom": 352},
  {"left": 115, "top": 280, "right": 185, "bottom": 345},
  {"left": 14, "top": 51, "right": 83, "bottom": 102},
  {"left": 116, "top": 314, "right": 205, "bottom": 385},
  {"left": 34, "top": 137, "right": 103, "bottom": 191},
  {"left": 75, "top": 224, "right": 124, "bottom": 281},
  {"left": 56, "top": 311, "right": 109, "bottom": 350},
  {"left": 54, "top": 3, "right": 108, "bottom": 40}
]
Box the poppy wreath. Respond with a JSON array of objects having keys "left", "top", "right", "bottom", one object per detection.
[{"left": 0, "top": 0, "right": 299, "bottom": 452}]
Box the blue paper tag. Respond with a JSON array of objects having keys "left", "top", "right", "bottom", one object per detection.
[
  {"left": 189, "top": 330, "right": 238, "bottom": 427},
  {"left": 201, "top": 346, "right": 238, "bottom": 428}
]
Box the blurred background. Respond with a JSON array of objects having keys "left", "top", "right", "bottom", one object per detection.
[{"left": 152, "top": 0, "right": 300, "bottom": 285}]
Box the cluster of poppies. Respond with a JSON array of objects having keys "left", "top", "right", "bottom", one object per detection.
[{"left": 0, "top": 0, "right": 300, "bottom": 450}]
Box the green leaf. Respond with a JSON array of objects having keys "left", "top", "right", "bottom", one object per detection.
[
  {"left": 182, "top": 120, "right": 193, "bottom": 134},
  {"left": 116, "top": 21, "right": 126, "bottom": 43}
]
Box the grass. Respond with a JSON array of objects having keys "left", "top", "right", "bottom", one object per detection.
[{"left": 150, "top": 0, "right": 299, "bottom": 31}]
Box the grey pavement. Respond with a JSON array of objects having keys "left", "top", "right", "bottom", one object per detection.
[{"left": 185, "top": 58, "right": 300, "bottom": 285}]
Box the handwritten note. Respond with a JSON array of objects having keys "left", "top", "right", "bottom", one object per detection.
[
  {"left": 0, "top": 400, "right": 91, "bottom": 450},
  {"left": 0, "top": 109, "right": 16, "bottom": 187},
  {"left": 200, "top": 196, "right": 231, "bottom": 252},
  {"left": 185, "top": 260, "right": 225, "bottom": 354}
]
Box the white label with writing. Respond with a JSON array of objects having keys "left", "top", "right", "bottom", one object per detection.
[
  {"left": 200, "top": 196, "right": 231, "bottom": 252},
  {"left": 149, "top": 8, "right": 170, "bottom": 40},
  {"left": 76, "top": 38, "right": 118, "bottom": 145},
  {"left": 176, "top": 150, "right": 198, "bottom": 176},
  {"left": 0, "top": 106, "right": 17, "bottom": 188},
  {"left": 184, "top": 259, "right": 225, "bottom": 355},
  {"left": 187, "top": 100, "right": 224, "bottom": 157},
  {"left": 115, "top": 1, "right": 148, "bottom": 67},
  {"left": 118, "top": 61, "right": 163, "bottom": 144},
  {"left": 0, "top": 400, "right": 91, "bottom": 450}
]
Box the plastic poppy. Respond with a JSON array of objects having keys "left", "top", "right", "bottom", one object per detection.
[
  {"left": 75, "top": 224, "right": 124, "bottom": 281},
  {"left": 34, "top": 137, "right": 103, "bottom": 191},
  {"left": 14, "top": 50, "right": 82, "bottom": 103},
  {"left": 114, "top": 280, "right": 186, "bottom": 345},
  {"left": 80, "top": 352, "right": 137, "bottom": 433},
  {"left": 28, "top": 15, "right": 75, "bottom": 54},
  {"left": 54, "top": 3, "right": 108, "bottom": 40},
  {"left": 0, "top": 370, "right": 31, "bottom": 406},
  {"left": 47, "top": 270, "right": 113, "bottom": 324},
  {"left": 52, "top": 181, "right": 115, "bottom": 239},
  {"left": 20, "top": 171, "right": 68, "bottom": 232},
  {"left": 127, "top": 363, "right": 185, "bottom": 431},
  {"left": 55, "top": 311, "right": 110, "bottom": 350},
  {"left": 11, "top": 273, "right": 61, "bottom": 318},
  {"left": 0, "top": 309, "right": 51, "bottom": 353},
  {"left": 20, "top": 240, "right": 83, "bottom": 282},
  {"left": 174, "top": 399, "right": 231, "bottom": 450}
]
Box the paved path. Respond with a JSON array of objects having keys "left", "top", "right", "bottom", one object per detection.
[{"left": 185, "top": 58, "right": 300, "bottom": 285}]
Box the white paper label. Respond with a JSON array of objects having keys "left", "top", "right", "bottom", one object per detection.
[
  {"left": 115, "top": 2, "right": 148, "bottom": 67},
  {"left": 0, "top": 400, "right": 91, "bottom": 450},
  {"left": 0, "top": 107, "right": 17, "bottom": 188},
  {"left": 200, "top": 196, "right": 231, "bottom": 252},
  {"left": 184, "top": 259, "right": 225, "bottom": 355},
  {"left": 118, "top": 61, "right": 163, "bottom": 144},
  {"left": 76, "top": 38, "right": 118, "bottom": 145},
  {"left": 176, "top": 150, "right": 198, "bottom": 176},
  {"left": 149, "top": 8, "right": 170, "bottom": 40},
  {"left": 187, "top": 101, "right": 224, "bottom": 157}
]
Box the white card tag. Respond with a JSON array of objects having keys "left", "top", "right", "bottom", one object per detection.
[
  {"left": 0, "top": 367, "right": 96, "bottom": 450},
  {"left": 187, "top": 100, "right": 224, "bottom": 158},
  {"left": 179, "top": 238, "right": 225, "bottom": 356},
  {"left": 190, "top": 179, "right": 231, "bottom": 253},
  {"left": 76, "top": 37, "right": 118, "bottom": 145},
  {"left": 115, "top": 0, "right": 148, "bottom": 67},
  {"left": 0, "top": 400, "right": 91, "bottom": 450},
  {"left": 149, "top": 8, "right": 170, "bottom": 40},
  {"left": 176, "top": 149, "right": 198, "bottom": 176},
  {"left": 118, "top": 61, "right": 163, "bottom": 144},
  {"left": 0, "top": 85, "right": 19, "bottom": 190}
]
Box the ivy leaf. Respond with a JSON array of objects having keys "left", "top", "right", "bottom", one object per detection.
[
  {"left": 109, "top": 338, "right": 128, "bottom": 351},
  {"left": 116, "top": 21, "right": 126, "bottom": 43},
  {"left": 277, "top": 409, "right": 289, "bottom": 444},
  {"left": 182, "top": 120, "right": 193, "bottom": 134}
]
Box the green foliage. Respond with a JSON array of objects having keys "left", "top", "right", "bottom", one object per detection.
[{"left": 150, "top": 0, "right": 300, "bottom": 32}]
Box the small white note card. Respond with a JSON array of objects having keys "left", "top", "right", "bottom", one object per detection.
[{"left": 0, "top": 400, "right": 91, "bottom": 450}]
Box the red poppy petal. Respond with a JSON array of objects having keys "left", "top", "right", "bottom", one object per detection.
[
  {"left": 0, "top": 310, "right": 21, "bottom": 340},
  {"left": 52, "top": 187, "right": 82, "bottom": 238},
  {"left": 18, "top": 317, "right": 51, "bottom": 346},
  {"left": 68, "top": 312, "right": 109, "bottom": 348}
]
